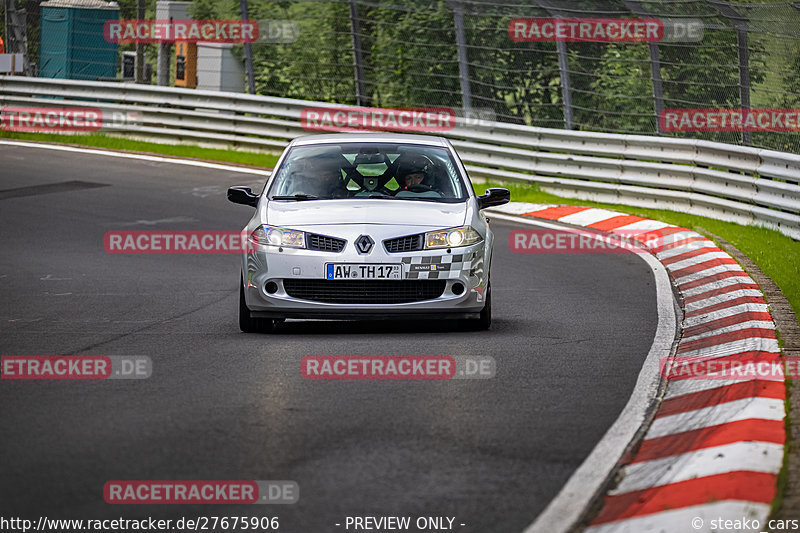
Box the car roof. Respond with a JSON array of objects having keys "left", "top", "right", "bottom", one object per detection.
[{"left": 289, "top": 132, "right": 450, "bottom": 147}]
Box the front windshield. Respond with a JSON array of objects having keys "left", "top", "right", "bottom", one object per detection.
[{"left": 267, "top": 142, "right": 469, "bottom": 202}]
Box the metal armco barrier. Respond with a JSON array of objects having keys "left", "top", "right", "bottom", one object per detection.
[{"left": 2, "top": 76, "right": 799, "bottom": 240}]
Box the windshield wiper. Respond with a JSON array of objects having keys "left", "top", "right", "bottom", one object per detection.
[
  {"left": 365, "top": 193, "right": 398, "bottom": 199},
  {"left": 271, "top": 194, "right": 319, "bottom": 201}
]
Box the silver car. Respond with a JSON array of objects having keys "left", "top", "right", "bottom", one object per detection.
[{"left": 227, "top": 133, "right": 510, "bottom": 333}]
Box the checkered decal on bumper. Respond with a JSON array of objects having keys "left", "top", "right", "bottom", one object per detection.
[{"left": 402, "top": 251, "right": 482, "bottom": 279}]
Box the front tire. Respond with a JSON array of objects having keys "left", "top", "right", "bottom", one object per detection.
[
  {"left": 466, "top": 283, "right": 491, "bottom": 331},
  {"left": 239, "top": 280, "right": 275, "bottom": 333}
]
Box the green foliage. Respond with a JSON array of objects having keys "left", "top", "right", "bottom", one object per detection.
[
  {"left": 247, "top": 1, "right": 354, "bottom": 101},
  {"left": 581, "top": 43, "right": 655, "bottom": 132},
  {"left": 12, "top": 0, "right": 799, "bottom": 151},
  {"left": 365, "top": 1, "right": 458, "bottom": 107}
]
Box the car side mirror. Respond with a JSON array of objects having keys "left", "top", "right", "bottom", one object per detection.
[
  {"left": 477, "top": 188, "right": 511, "bottom": 210},
  {"left": 227, "top": 186, "right": 259, "bottom": 208}
]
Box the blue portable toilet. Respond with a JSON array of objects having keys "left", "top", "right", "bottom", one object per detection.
[{"left": 39, "top": 0, "right": 119, "bottom": 80}]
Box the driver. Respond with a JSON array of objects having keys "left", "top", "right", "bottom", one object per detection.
[
  {"left": 400, "top": 169, "right": 425, "bottom": 189},
  {"left": 395, "top": 155, "right": 432, "bottom": 193}
]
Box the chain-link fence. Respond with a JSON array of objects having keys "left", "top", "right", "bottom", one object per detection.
[{"left": 3, "top": 0, "right": 800, "bottom": 153}]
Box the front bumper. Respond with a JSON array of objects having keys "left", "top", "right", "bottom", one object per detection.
[{"left": 241, "top": 238, "right": 487, "bottom": 319}]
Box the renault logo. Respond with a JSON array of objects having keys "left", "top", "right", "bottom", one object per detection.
[{"left": 355, "top": 235, "right": 374, "bottom": 254}]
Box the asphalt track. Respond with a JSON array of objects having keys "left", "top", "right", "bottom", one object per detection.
[{"left": 0, "top": 143, "right": 658, "bottom": 532}]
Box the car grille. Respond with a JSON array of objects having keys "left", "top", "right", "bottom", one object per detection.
[
  {"left": 307, "top": 233, "right": 346, "bottom": 252},
  {"left": 384, "top": 233, "right": 424, "bottom": 253},
  {"left": 283, "top": 279, "right": 446, "bottom": 304}
]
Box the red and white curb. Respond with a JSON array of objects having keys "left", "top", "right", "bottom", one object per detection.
[{"left": 490, "top": 203, "right": 784, "bottom": 533}]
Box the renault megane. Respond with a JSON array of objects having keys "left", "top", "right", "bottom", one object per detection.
[{"left": 227, "top": 133, "right": 510, "bottom": 333}]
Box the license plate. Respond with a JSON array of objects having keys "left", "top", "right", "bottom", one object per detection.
[{"left": 325, "top": 263, "right": 402, "bottom": 280}]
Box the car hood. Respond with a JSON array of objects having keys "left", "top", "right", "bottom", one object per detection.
[{"left": 265, "top": 199, "right": 468, "bottom": 228}]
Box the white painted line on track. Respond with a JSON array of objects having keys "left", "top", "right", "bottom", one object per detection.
[
  {"left": 557, "top": 208, "right": 619, "bottom": 226},
  {"left": 674, "top": 265, "right": 747, "bottom": 285},
  {"left": 677, "top": 337, "right": 779, "bottom": 359},
  {"left": 0, "top": 140, "right": 272, "bottom": 176},
  {"left": 610, "top": 219, "right": 671, "bottom": 233},
  {"left": 611, "top": 441, "right": 784, "bottom": 493},
  {"left": 656, "top": 241, "right": 718, "bottom": 260},
  {"left": 667, "top": 251, "right": 733, "bottom": 271},
  {"left": 486, "top": 212, "right": 680, "bottom": 533},
  {"left": 680, "top": 276, "right": 755, "bottom": 298},
  {"left": 491, "top": 202, "right": 555, "bottom": 215},
  {"left": 682, "top": 320, "right": 776, "bottom": 341},
  {"left": 685, "top": 298, "right": 767, "bottom": 318},
  {"left": 647, "top": 397, "right": 784, "bottom": 438}
]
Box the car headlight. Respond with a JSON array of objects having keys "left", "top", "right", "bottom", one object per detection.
[
  {"left": 250, "top": 225, "right": 306, "bottom": 248},
  {"left": 424, "top": 226, "right": 482, "bottom": 249}
]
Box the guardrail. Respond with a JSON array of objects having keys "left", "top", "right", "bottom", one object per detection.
[{"left": 1, "top": 76, "right": 799, "bottom": 240}]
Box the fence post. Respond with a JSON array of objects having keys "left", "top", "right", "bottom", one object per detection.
[
  {"left": 348, "top": 0, "right": 367, "bottom": 106},
  {"left": 240, "top": 0, "right": 256, "bottom": 94},
  {"left": 556, "top": 40, "right": 573, "bottom": 129},
  {"left": 531, "top": 0, "right": 573, "bottom": 129},
  {"left": 621, "top": 0, "right": 665, "bottom": 134},
  {"left": 736, "top": 26, "right": 752, "bottom": 146},
  {"left": 450, "top": 0, "right": 472, "bottom": 114},
  {"left": 708, "top": 1, "right": 752, "bottom": 145},
  {"left": 135, "top": 0, "right": 145, "bottom": 83}
]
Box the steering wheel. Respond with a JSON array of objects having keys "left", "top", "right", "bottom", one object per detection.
[{"left": 405, "top": 184, "right": 433, "bottom": 193}]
